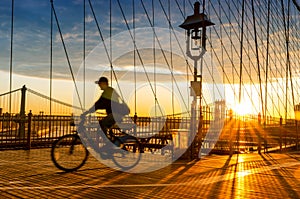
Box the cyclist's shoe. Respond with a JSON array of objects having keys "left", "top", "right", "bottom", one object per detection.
[{"left": 112, "top": 141, "right": 124, "bottom": 150}]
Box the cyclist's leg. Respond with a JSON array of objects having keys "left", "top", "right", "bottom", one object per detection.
[
  {"left": 99, "top": 114, "right": 115, "bottom": 134},
  {"left": 100, "top": 113, "right": 126, "bottom": 146}
]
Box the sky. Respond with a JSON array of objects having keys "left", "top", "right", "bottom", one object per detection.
[
  {"left": 0, "top": 0, "right": 207, "bottom": 116},
  {"left": 0, "top": 0, "right": 187, "bottom": 81},
  {"left": 0, "top": 0, "right": 299, "bottom": 117}
]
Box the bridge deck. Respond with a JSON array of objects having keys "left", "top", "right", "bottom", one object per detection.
[{"left": 0, "top": 149, "right": 299, "bottom": 198}]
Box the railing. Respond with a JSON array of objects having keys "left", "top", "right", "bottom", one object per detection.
[
  {"left": 0, "top": 112, "right": 299, "bottom": 157},
  {"left": 0, "top": 111, "right": 299, "bottom": 161},
  {"left": 0, "top": 113, "right": 76, "bottom": 149}
]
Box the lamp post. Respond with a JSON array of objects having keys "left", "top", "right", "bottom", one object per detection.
[{"left": 179, "top": 1, "right": 214, "bottom": 158}]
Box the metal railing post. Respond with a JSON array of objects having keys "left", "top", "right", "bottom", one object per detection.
[
  {"left": 228, "top": 109, "right": 233, "bottom": 155},
  {"left": 27, "top": 111, "right": 32, "bottom": 150},
  {"left": 19, "top": 85, "right": 27, "bottom": 138},
  {"left": 257, "top": 113, "right": 261, "bottom": 154}
]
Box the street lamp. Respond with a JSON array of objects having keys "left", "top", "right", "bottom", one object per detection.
[
  {"left": 179, "top": 2, "right": 214, "bottom": 54},
  {"left": 179, "top": 1, "right": 214, "bottom": 158}
]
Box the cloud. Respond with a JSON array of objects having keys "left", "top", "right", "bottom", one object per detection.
[
  {"left": 55, "top": 32, "right": 81, "bottom": 43},
  {"left": 85, "top": 15, "right": 94, "bottom": 23}
]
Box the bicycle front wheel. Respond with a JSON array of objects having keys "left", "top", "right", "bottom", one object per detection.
[
  {"left": 112, "top": 137, "right": 141, "bottom": 171},
  {"left": 51, "top": 134, "right": 89, "bottom": 172}
]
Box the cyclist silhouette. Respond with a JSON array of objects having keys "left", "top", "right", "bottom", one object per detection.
[{"left": 81, "top": 76, "right": 130, "bottom": 135}]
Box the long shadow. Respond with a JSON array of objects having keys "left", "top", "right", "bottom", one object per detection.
[
  {"left": 207, "top": 119, "right": 244, "bottom": 198},
  {"left": 206, "top": 154, "right": 236, "bottom": 198},
  {"left": 135, "top": 158, "right": 199, "bottom": 196},
  {"left": 286, "top": 152, "right": 300, "bottom": 161},
  {"left": 260, "top": 153, "right": 300, "bottom": 198},
  {"left": 112, "top": 154, "right": 235, "bottom": 197},
  {"left": 230, "top": 154, "right": 239, "bottom": 199}
]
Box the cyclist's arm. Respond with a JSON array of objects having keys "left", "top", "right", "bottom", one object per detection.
[{"left": 82, "top": 97, "right": 109, "bottom": 115}]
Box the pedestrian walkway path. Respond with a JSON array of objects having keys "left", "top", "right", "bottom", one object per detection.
[{"left": 0, "top": 149, "right": 299, "bottom": 198}]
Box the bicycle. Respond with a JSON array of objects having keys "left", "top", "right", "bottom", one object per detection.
[{"left": 51, "top": 116, "right": 142, "bottom": 172}]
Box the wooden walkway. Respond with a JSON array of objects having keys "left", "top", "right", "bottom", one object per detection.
[{"left": 0, "top": 149, "right": 300, "bottom": 198}]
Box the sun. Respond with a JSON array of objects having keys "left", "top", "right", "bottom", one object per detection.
[{"left": 232, "top": 101, "right": 253, "bottom": 116}]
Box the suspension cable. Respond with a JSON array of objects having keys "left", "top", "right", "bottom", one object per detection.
[
  {"left": 0, "top": 88, "right": 22, "bottom": 97},
  {"left": 50, "top": 0, "right": 83, "bottom": 111},
  {"left": 174, "top": 0, "right": 185, "bottom": 18},
  {"left": 218, "top": 0, "right": 225, "bottom": 99},
  {"left": 27, "top": 88, "right": 82, "bottom": 111},
  {"left": 153, "top": 0, "right": 157, "bottom": 117},
  {"left": 281, "top": 0, "right": 295, "bottom": 118},
  {"left": 9, "top": 0, "right": 14, "bottom": 114},
  {"left": 238, "top": 0, "right": 245, "bottom": 105},
  {"left": 184, "top": 0, "right": 190, "bottom": 110},
  {"left": 210, "top": 1, "right": 270, "bottom": 115},
  {"left": 83, "top": 0, "right": 86, "bottom": 109},
  {"left": 265, "top": 0, "right": 271, "bottom": 121},
  {"left": 87, "top": 0, "right": 125, "bottom": 102},
  {"left": 133, "top": 0, "right": 137, "bottom": 116},
  {"left": 50, "top": 0, "right": 53, "bottom": 115},
  {"left": 168, "top": 0, "right": 175, "bottom": 116},
  {"left": 292, "top": 0, "right": 300, "bottom": 11},
  {"left": 251, "top": 0, "right": 265, "bottom": 120},
  {"left": 158, "top": 0, "right": 193, "bottom": 75},
  {"left": 144, "top": 0, "right": 190, "bottom": 114},
  {"left": 116, "top": 0, "right": 165, "bottom": 116},
  {"left": 110, "top": 0, "right": 112, "bottom": 85}
]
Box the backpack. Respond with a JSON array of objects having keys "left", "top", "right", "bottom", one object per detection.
[
  {"left": 112, "top": 101, "right": 130, "bottom": 116},
  {"left": 118, "top": 102, "right": 130, "bottom": 115}
]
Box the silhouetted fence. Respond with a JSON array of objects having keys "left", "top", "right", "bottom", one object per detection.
[
  {"left": 0, "top": 111, "right": 299, "bottom": 157},
  {"left": 0, "top": 113, "right": 76, "bottom": 149}
]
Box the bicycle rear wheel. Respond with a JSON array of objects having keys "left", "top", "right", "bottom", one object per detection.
[
  {"left": 112, "top": 137, "right": 141, "bottom": 170},
  {"left": 51, "top": 134, "right": 89, "bottom": 172}
]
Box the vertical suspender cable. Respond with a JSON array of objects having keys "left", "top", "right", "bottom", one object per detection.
[
  {"left": 200, "top": 0, "right": 205, "bottom": 111},
  {"left": 265, "top": 0, "right": 271, "bottom": 121},
  {"left": 155, "top": 0, "right": 192, "bottom": 115},
  {"left": 83, "top": 0, "right": 86, "bottom": 109},
  {"left": 9, "top": 0, "right": 14, "bottom": 114},
  {"left": 50, "top": 0, "right": 53, "bottom": 115},
  {"left": 208, "top": 1, "right": 215, "bottom": 102},
  {"left": 238, "top": 0, "right": 245, "bottom": 107},
  {"left": 153, "top": 0, "right": 157, "bottom": 117},
  {"left": 50, "top": 0, "right": 83, "bottom": 111},
  {"left": 133, "top": 0, "right": 137, "bottom": 116},
  {"left": 110, "top": 0, "right": 113, "bottom": 86},
  {"left": 144, "top": 0, "right": 190, "bottom": 115},
  {"left": 209, "top": 2, "right": 216, "bottom": 103},
  {"left": 282, "top": 0, "right": 295, "bottom": 118},
  {"left": 219, "top": 0, "right": 225, "bottom": 91},
  {"left": 237, "top": 0, "right": 245, "bottom": 152},
  {"left": 282, "top": 0, "right": 289, "bottom": 121},
  {"left": 251, "top": 0, "right": 264, "bottom": 121},
  {"left": 288, "top": 0, "right": 296, "bottom": 115},
  {"left": 118, "top": 0, "right": 164, "bottom": 115},
  {"left": 169, "top": 0, "right": 174, "bottom": 116},
  {"left": 88, "top": 0, "right": 125, "bottom": 101},
  {"left": 184, "top": 0, "right": 190, "bottom": 113},
  {"left": 281, "top": 0, "right": 295, "bottom": 120},
  {"left": 229, "top": 0, "right": 236, "bottom": 104}
]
